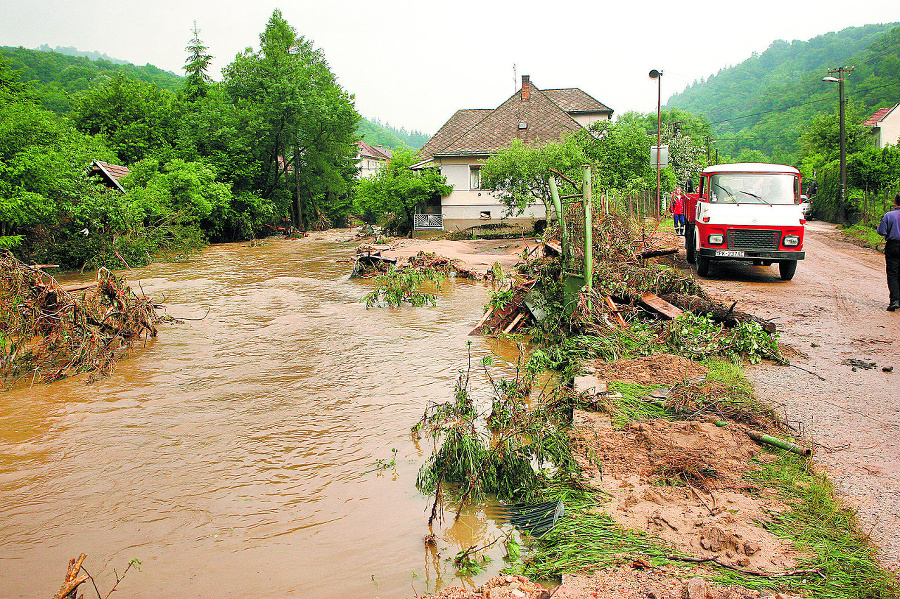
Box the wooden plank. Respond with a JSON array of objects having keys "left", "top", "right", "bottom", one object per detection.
[
  {"left": 502, "top": 311, "right": 526, "bottom": 334},
  {"left": 543, "top": 241, "right": 562, "bottom": 256},
  {"left": 639, "top": 292, "right": 683, "bottom": 319},
  {"left": 62, "top": 282, "right": 99, "bottom": 293},
  {"left": 604, "top": 296, "right": 627, "bottom": 327}
]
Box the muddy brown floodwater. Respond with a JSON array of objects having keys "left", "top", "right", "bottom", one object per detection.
[
  {"left": 694, "top": 221, "right": 900, "bottom": 569},
  {"left": 0, "top": 233, "right": 526, "bottom": 598}
]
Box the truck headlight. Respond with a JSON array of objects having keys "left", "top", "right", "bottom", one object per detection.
[
  {"left": 783, "top": 235, "right": 800, "bottom": 247},
  {"left": 708, "top": 234, "right": 724, "bottom": 245}
]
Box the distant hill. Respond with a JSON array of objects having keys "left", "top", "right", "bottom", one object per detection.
[
  {"left": 0, "top": 45, "right": 183, "bottom": 114},
  {"left": 1, "top": 45, "right": 432, "bottom": 147},
  {"left": 34, "top": 44, "right": 131, "bottom": 65},
  {"left": 666, "top": 23, "right": 900, "bottom": 164},
  {"left": 357, "top": 117, "right": 430, "bottom": 150}
]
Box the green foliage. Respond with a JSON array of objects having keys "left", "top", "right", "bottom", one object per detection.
[
  {"left": 666, "top": 313, "right": 782, "bottom": 365},
  {"left": 69, "top": 72, "right": 177, "bottom": 164},
  {"left": 481, "top": 136, "right": 587, "bottom": 217},
  {"left": 414, "top": 355, "right": 577, "bottom": 515},
  {"left": 354, "top": 147, "right": 452, "bottom": 234},
  {"left": 667, "top": 23, "right": 899, "bottom": 163},
  {"left": 362, "top": 265, "right": 446, "bottom": 308},
  {"left": 748, "top": 451, "right": 898, "bottom": 598},
  {"left": 222, "top": 9, "right": 360, "bottom": 230},
  {"left": 182, "top": 22, "right": 212, "bottom": 102},
  {"left": 0, "top": 45, "right": 184, "bottom": 114},
  {"left": 357, "top": 117, "right": 429, "bottom": 150}
]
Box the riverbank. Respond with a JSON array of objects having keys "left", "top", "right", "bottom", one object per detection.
[{"left": 376, "top": 225, "right": 898, "bottom": 599}]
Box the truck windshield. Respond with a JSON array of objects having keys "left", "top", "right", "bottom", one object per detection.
[{"left": 708, "top": 173, "right": 798, "bottom": 205}]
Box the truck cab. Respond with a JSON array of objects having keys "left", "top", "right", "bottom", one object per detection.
[{"left": 682, "top": 163, "right": 806, "bottom": 280}]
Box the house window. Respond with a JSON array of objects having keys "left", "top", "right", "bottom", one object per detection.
[
  {"left": 480, "top": 211, "right": 491, "bottom": 220},
  {"left": 470, "top": 166, "right": 482, "bottom": 190}
]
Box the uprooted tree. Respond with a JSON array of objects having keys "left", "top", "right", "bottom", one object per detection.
[{"left": 0, "top": 251, "right": 162, "bottom": 384}]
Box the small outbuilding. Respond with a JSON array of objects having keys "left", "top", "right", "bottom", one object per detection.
[
  {"left": 863, "top": 103, "right": 900, "bottom": 149},
  {"left": 88, "top": 160, "right": 131, "bottom": 193}
]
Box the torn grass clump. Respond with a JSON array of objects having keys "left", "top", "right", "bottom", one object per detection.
[{"left": 412, "top": 352, "right": 576, "bottom": 526}]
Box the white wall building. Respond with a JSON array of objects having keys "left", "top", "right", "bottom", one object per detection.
[{"left": 414, "top": 76, "right": 613, "bottom": 232}]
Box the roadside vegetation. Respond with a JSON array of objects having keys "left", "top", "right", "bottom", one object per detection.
[{"left": 413, "top": 207, "right": 897, "bottom": 598}]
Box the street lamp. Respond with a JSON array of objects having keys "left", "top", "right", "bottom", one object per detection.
[
  {"left": 650, "top": 69, "right": 663, "bottom": 216},
  {"left": 823, "top": 72, "right": 847, "bottom": 202}
]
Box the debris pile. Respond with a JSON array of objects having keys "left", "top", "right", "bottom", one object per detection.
[
  {"left": 0, "top": 251, "right": 160, "bottom": 384},
  {"left": 352, "top": 249, "right": 494, "bottom": 281}
]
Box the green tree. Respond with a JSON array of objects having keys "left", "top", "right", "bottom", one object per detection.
[
  {"left": 481, "top": 136, "right": 587, "bottom": 218},
  {"left": 222, "top": 9, "right": 359, "bottom": 230},
  {"left": 354, "top": 148, "right": 452, "bottom": 234},
  {"left": 182, "top": 22, "right": 213, "bottom": 102},
  {"left": 0, "top": 82, "right": 110, "bottom": 254},
  {"left": 70, "top": 72, "right": 176, "bottom": 164}
]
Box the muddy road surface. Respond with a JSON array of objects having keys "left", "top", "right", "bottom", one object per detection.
[{"left": 691, "top": 221, "right": 900, "bottom": 568}]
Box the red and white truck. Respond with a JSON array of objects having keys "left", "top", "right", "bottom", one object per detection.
[{"left": 681, "top": 163, "right": 806, "bottom": 280}]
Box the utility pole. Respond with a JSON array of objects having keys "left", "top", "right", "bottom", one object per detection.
[
  {"left": 824, "top": 66, "right": 854, "bottom": 203},
  {"left": 650, "top": 70, "right": 663, "bottom": 217}
]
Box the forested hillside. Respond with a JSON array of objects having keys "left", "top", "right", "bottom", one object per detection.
[
  {"left": 1, "top": 45, "right": 427, "bottom": 149},
  {"left": 358, "top": 117, "right": 429, "bottom": 150},
  {"left": 0, "top": 46, "right": 184, "bottom": 113},
  {"left": 666, "top": 23, "right": 900, "bottom": 164}
]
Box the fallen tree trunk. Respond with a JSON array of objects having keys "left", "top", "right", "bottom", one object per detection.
[{"left": 659, "top": 293, "right": 777, "bottom": 334}]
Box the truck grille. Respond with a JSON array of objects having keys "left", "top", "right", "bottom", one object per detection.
[{"left": 727, "top": 229, "right": 780, "bottom": 250}]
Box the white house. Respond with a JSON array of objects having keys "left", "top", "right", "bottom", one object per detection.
[
  {"left": 414, "top": 76, "right": 613, "bottom": 232},
  {"left": 863, "top": 103, "right": 900, "bottom": 149},
  {"left": 355, "top": 141, "right": 392, "bottom": 179}
]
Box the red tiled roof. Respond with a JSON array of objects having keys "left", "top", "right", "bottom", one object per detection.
[
  {"left": 90, "top": 160, "right": 130, "bottom": 193},
  {"left": 418, "top": 79, "right": 610, "bottom": 160},
  {"left": 418, "top": 109, "right": 492, "bottom": 160},
  {"left": 543, "top": 88, "right": 613, "bottom": 115},
  {"left": 863, "top": 104, "right": 898, "bottom": 127},
  {"left": 355, "top": 140, "right": 391, "bottom": 160}
]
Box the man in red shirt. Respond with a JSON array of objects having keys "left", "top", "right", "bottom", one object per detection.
[{"left": 669, "top": 187, "right": 685, "bottom": 236}]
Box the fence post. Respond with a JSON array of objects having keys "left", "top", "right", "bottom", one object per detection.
[
  {"left": 549, "top": 177, "right": 569, "bottom": 266},
  {"left": 583, "top": 165, "right": 593, "bottom": 292}
]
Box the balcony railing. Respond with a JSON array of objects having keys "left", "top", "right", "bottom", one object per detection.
[{"left": 414, "top": 214, "right": 444, "bottom": 230}]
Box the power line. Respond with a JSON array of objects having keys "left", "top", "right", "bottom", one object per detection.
[{"left": 704, "top": 80, "right": 899, "bottom": 126}]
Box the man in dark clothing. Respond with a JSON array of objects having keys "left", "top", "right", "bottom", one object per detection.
[{"left": 877, "top": 192, "right": 900, "bottom": 311}]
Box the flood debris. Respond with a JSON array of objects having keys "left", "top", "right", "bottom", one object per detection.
[
  {"left": 0, "top": 251, "right": 161, "bottom": 384},
  {"left": 51, "top": 553, "right": 139, "bottom": 599}
]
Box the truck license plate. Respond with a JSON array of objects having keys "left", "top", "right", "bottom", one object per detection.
[{"left": 715, "top": 250, "right": 745, "bottom": 257}]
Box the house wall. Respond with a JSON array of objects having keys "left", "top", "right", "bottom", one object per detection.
[
  {"left": 570, "top": 113, "right": 611, "bottom": 128},
  {"left": 356, "top": 157, "right": 385, "bottom": 179},
  {"left": 435, "top": 155, "right": 547, "bottom": 231},
  {"left": 879, "top": 107, "right": 900, "bottom": 148}
]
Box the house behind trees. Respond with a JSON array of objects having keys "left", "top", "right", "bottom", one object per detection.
[{"left": 414, "top": 75, "right": 612, "bottom": 231}]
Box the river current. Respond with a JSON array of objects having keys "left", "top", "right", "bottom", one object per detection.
[{"left": 0, "top": 235, "right": 521, "bottom": 598}]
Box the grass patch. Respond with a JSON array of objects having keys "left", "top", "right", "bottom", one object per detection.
[
  {"left": 745, "top": 450, "right": 898, "bottom": 598},
  {"left": 839, "top": 223, "right": 885, "bottom": 252}
]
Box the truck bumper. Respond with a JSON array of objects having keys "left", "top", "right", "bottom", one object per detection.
[{"left": 698, "top": 248, "right": 805, "bottom": 261}]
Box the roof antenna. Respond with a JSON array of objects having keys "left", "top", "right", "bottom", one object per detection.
[{"left": 513, "top": 63, "right": 517, "bottom": 92}]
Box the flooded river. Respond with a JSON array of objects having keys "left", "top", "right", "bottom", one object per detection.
[{"left": 0, "top": 236, "right": 523, "bottom": 598}]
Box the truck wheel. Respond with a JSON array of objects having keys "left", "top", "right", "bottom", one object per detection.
[
  {"left": 685, "top": 224, "right": 696, "bottom": 264},
  {"left": 697, "top": 254, "right": 710, "bottom": 277},
  {"left": 778, "top": 260, "right": 797, "bottom": 281}
]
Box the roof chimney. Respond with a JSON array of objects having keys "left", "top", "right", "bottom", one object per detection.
[{"left": 521, "top": 75, "right": 530, "bottom": 101}]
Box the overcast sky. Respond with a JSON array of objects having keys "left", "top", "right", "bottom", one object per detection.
[{"left": 1, "top": 0, "right": 897, "bottom": 134}]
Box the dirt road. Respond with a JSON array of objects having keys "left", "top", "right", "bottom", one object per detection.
[{"left": 693, "top": 221, "right": 900, "bottom": 569}]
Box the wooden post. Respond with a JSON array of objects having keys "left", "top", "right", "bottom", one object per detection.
[
  {"left": 549, "top": 177, "right": 569, "bottom": 266},
  {"left": 583, "top": 165, "right": 593, "bottom": 292}
]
